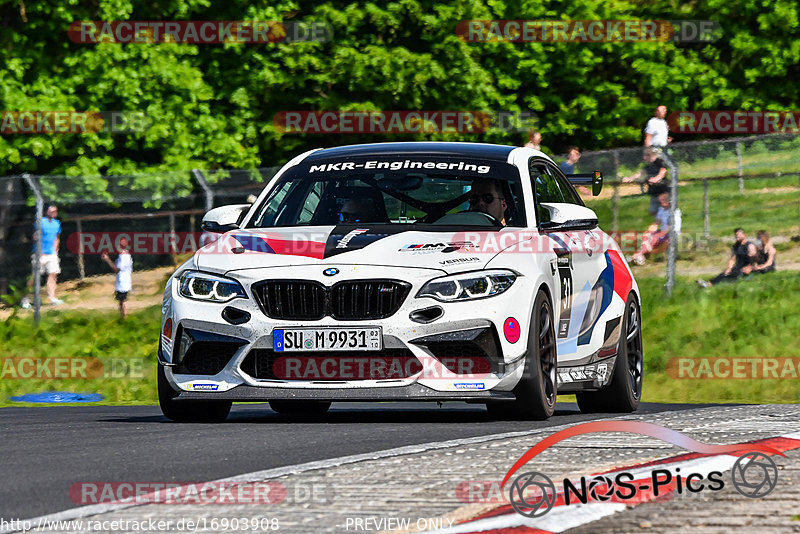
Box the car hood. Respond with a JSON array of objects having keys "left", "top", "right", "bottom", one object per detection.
[{"left": 194, "top": 225, "right": 533, "bottom": 275}]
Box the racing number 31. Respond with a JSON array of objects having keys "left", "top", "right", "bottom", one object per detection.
[{"left": 557, "top": 253, "right": 573, "bottom": 338}]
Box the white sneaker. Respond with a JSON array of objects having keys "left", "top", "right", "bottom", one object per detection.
[
  {"left": 49, "top": 298, "right": 64, "bottom": 305},
  {"left": 20, "top": 297, "right": 31, "bottom": 309},
  {"left": 632, "top": 253, "right": 646, "bottom": 266}
]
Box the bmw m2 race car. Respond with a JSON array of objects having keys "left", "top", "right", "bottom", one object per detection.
[{"left": 158, "top": 142, "right": 643, "bottom": 421}]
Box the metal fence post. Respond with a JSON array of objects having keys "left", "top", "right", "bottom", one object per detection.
[
  {"left": 736, "top": 141, "right": 744, "bottom": 194},
  {"left": 168, "top": 211, "right": 177, "bottom": 264},
  {"left": 192, "top": 169, "right": 214, "bottom": 214},
  {"left": 797, "top": 173, "right": 800, "bottom": 238},
  {"left": 703, "top": 179, "right": 710, "bottom": 239},
  {"left": 661, "top": 155, "right": 679, "bottom": 297},
  {"left": 612, "top": 150, "right": 620, "bottom": 233},
  {"left": 76, "top": 218, "right": 85, "bottom": 282},
  {"left": 22, "top": 173, "right": 43, "bottom": 324}
]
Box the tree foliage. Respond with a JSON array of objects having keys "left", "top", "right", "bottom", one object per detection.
[{"left": 0, "top": 0, "right": 798, "bottom": 180}]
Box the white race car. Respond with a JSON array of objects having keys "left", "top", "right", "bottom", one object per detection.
[{"left": 158, "top": 142, "right": 643, "bottom": 421}]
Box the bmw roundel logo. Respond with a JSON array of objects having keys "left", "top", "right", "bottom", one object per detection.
[{"left": 323, "top": 268, "right": 339, "bottom": 276}]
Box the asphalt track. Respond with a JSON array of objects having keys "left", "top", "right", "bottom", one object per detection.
[{"left": 1, "top": 401, "right": 714, "bottom": 521}]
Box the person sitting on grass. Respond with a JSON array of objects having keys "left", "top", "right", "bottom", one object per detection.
[
  {"left": 697, "top": 228, "right": 757, "bottom": 288},
  {"left": 101, "top": 237, "right": 133, "bottom": 319},
  {"left": 630, "top": 193, "right": 672, "bottom": 266},
  {"left": 753, "top": 230, "right": 777, "bottom": 274}
]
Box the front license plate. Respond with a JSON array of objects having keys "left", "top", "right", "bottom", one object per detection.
[{"left": 273, "top": 328, "right": 382, "bottom": 352}]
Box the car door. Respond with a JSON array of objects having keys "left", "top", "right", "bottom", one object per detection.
[{"left": 529, "top": 159, "right": 604, "bottom": 363}]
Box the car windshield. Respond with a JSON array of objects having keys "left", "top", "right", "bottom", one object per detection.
[{"left": 247, "top": 156, "right": 526, "bottom": 228}]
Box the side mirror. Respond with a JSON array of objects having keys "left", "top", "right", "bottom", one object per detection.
[
  {"left": 566, "top": 171, "right": 603, "bottom": 196},
  {"left": 201, "top": 204, "right": 250, "bottom": 233},
  {"left": 539, "top": 202, "right": 598, "bottom": 230}
]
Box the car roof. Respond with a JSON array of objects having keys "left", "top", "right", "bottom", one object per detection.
[{"left": 303, "top": 142, "right": 517, "bottom": 162}]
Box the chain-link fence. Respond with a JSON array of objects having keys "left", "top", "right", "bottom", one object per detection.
[
  {"left": 560, "top": 133, "right": 800, "bottom": 294},
  {"left": 0, "top": 166, "right": 280, "bottom": 320},
  {"left": 2, "top": 133, "right": 798, "bottom": 316}
]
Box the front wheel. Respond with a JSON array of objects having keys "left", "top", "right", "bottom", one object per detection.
[
  {"left": 488, "top": 290, "right": 557, "bottom": 420},
  {"left": 157, "top": 364, "right": 232, "bottom": 423},
  {"left": 576, "top": 294, "right": 643, "bottom": 413}
]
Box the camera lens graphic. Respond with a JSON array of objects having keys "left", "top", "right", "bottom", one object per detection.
[
  {"left": 731, "top": 452, "right": 778, "bottom": 498},
  {"left": 509, "top": 472, "right": 557, "bottom": 518}
]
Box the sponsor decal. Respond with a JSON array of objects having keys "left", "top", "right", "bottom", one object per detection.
[
  {"left": 308, "top": 160, "right": 491, "bottom": 174},
  {"left": 188, "top": 383, "right": 219, "bottom": 391},
  {"left": 336, "top": 228, "right": 369, "bottom": 249},
  {"left": 503, "top": 317, "right": 521, "bottom": 344},
  {"left": 439, "top": 256, "right": 481, "bottom": 266},
  {"left": 557, "top": 363, "right": 609, "bottom": 384},
  {"left": 400, "top": 242, "right": 476, "bottom": 253},
  {"left": 453, "top": 382, "right": 486, "bottom": 390}
]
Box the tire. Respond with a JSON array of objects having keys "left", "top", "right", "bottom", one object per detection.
[
  {"left": 487, "top": 289, "right": 557, "bottom": 420},
  {"left": 269, "top": 401, "right": 331, "bottom": 415},
  {"left": 157, "top": 364, "right": 232, "bottom": 423},
  {"left": 576, "top": 294, "right": 643, "bottom": 413}
]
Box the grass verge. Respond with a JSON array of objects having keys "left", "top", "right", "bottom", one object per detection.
[{"left": 0, "top": 272, "right": 797, "bottom": 407}]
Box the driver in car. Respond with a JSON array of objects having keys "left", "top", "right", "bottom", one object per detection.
[
  {"left": 468, "top": 179, "right": 507, "bottom": 226},
  {"left": 338, "top": 198, "right": 373, "bottom": 223}
]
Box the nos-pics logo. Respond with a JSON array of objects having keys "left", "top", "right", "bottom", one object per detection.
[{"left": 504, "top": 421, "right": 782, "bottom": 518}]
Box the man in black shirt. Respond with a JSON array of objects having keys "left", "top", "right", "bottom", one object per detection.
[
  {"left": 623, "top": 149, "right": 669, "bottom": 215},
  {"left": 698, "top": 228, "right": 758, "bottom": 287}
]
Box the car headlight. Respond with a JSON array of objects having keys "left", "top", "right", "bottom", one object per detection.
[
  {"left": 417, "top": 270, "right": 518, "bottom": 302},
  {"left": 178, "top": 271, "right": 247, "bottom": 303}
]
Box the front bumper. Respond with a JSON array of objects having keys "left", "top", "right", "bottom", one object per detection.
[
  {"left": 173, "top": 383, "right": 515, "bottom": 402},
  {"left": 160, "top": 264, "right": 538, "bottom": 399}
]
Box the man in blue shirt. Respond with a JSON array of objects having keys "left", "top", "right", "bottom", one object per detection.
[
  {"left": 559, "top": 146, "right": 581, "bottom": 174},
  {"left": 21, "top": 205, "right": 63, "bottom": 308}
]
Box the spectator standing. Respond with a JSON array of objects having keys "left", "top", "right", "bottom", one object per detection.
[
  {"left": 559, "top": 147, "right": 581, "bottom": 174},
  {"left": 697, "top": 228, "right": 758, "bottom": 287},
  {"left": 644, "top": 105, "right": 672, "bottom": 148},
  {"left": 21, "top": 204, "right": 63, "bottom": 308},
  {"left": 622, "top": 149, "right": 669, "bottom": 215},
  {"left": 524, "top": 130, "right": 542, "bottom": 150},
  {"left": 753, "top": 230, "right": 777, "bottom": 273},
  {"left": 101, "top": 237, "right": 133, "bottom": 319}
]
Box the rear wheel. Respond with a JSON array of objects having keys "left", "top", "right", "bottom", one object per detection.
[
  {"left": 487, "top": 290, "right": 557, "bottom": 420},
  {"left": 157, "top": 364, "right": 232, "bottom": 423},
  {"left": 269, "top": 401, "right": 331, "bottom": 415},
  {"left": 576, "top": 294, "right": 643, "bottom": 413}
]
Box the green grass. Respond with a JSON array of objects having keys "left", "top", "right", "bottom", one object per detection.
[
  {"left": 638, "top": 271, "right": 800, "bottom": 404},
  {"left": 0, "top": 272, "right": 798, "bottom": 407},
  {"left": 0, "top": 306, "right": 159, "bottom": 407}
]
